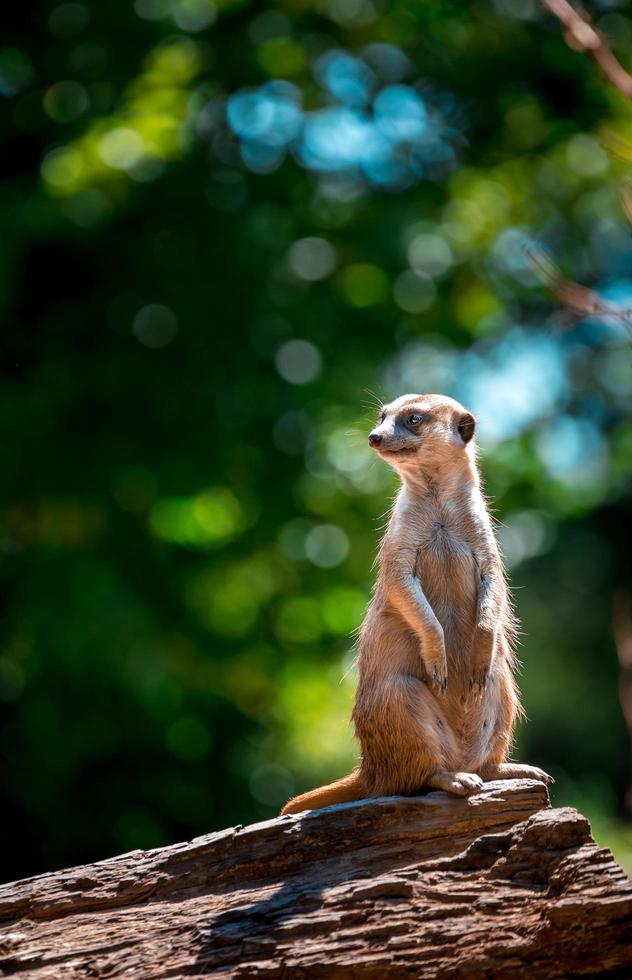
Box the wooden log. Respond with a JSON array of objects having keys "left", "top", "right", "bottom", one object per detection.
[{"left": 0, "top": 779, "right": 630, "bottom": 978}]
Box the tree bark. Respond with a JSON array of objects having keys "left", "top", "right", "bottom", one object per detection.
[{"left": 0, "top": 779, "right": 630, "bottom": 978}]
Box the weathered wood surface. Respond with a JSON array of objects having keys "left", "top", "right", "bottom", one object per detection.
[{"left": 0, "top": 779, "right": 630, "bottom": 978}]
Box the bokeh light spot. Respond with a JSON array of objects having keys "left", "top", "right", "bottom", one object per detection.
[
  {"left": 314, "top": 50, "right": 375, "bottom": 108},
  {"left": 338, "top": 263, "right": 388, "bottom": 307},
  {"left": 363, "top": 43, "right": 411, "bottom": 82},
  {"left": 407, "top": 233, "right": 452, "bottom": 278},
  {"left": 374, "top": 85, "right": 427, "bottom": 141},
  {"left": 275, "top": 339, "right": 322, "bottom": 385},
  {"left": 227, "top": 82, "right": 302, "bottom": 148},
  {"left": 172, "top": 0, "right": 217, "bottom": 31},
  {"left": 536, "top": 416, "right": 604, "bottom": 480},
  {"left": 48, "top": 3, "right": 90, "bottom": 38},
  {"left": 98, "top": 128, "right": 145, "bottom": 170},
  {"left": 288, "top": 237, "right": 337, "bottom": 281},
  {"left": 305, "top": 524, "right": 349, "bottom": 567},
  {"left": 41, "top": 147, "right": 84, "bottom": 190},
  {"left": 150, "top": 487, "right": 244, "bottom": 548},
  {"left": 43, "top": 80, "right": 89, "bottom": 123},
  {"left": 134, "top": 0, "right": 172, "bottom": 20},
  {"left": 497, "top": 510, "right": 557, "bottom": 569},
  {"left": 133, "top": 303, "right": 178, "bottom": 348},
  {"left": 393, "top": 269, "right": 436, "bottom": 313},
  {"left": 566, "top": 134, "right": 608, "bottom": 178}
]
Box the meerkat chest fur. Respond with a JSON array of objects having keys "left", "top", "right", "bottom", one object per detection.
[{"left": 389, "top": 481, "right": 488, "bottom": 665}]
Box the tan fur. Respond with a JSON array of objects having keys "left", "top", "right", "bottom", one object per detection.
[{"left": 281, "top": 394, "right": 551, "bottom": 817}]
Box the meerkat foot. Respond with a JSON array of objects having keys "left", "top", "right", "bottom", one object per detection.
[
  {"left": 427, "top": 770, "right": 484, "bottom": 796},
  {"left": 480, "top": 762, "right": 554, "bottom": 785}
]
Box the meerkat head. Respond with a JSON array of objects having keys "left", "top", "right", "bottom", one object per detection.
[{"left": 368, "top": 393, "right": 476, "bottom": 476}]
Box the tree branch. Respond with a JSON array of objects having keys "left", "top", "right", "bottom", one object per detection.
[
  {"left": 542, "top": 0, "right": 632, "bottom": 100},
  {"left": 524, "top": 244, "right": 632, "bottom": 331},
  {"left": 1, "top": 781, "right": 631, "bottom": 977}
]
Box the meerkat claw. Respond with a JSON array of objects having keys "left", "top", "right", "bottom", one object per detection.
[
  {"left": 482, "top": 763, "right": 555, "bottom": 785},
  {"left": 456, "top": 772, "right": 484, "bottom": 792},
  {"left": 466, "top": 676, "right": 485, "bottom": 702},
  {"left": 468, "top": 667, "right": 489, "bottom": 699},
  {"left": 527, "top": 765, "right": 555, "bottom": 784},
  {"left": 430, "top": 668, "right": 448, "bottom": 694}
]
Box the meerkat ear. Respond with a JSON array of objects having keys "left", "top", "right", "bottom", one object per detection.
[{"left": 458, "top": 412, "right": 476, "bottom": 444}]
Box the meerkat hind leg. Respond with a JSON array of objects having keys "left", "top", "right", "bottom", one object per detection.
[
  {"left": 426, "top": 770, "right": 484, "bottom": 796},
  {"left": 480, "top": 762, "right": 553, "bottom": 785}
]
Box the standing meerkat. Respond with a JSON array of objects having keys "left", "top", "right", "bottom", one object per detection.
[{"left": 281, "top": 393, "right": 552, "bottom": 815}]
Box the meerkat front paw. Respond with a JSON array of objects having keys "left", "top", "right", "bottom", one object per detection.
[
  {"left": 424, "top": 649, "right": 448, "bottom": 694},
  {"left": 468, "top": 664, "right": 490, "bottom": 697},
  {"left": 469, "top": 626, "right": 496, "bottom": 698}
]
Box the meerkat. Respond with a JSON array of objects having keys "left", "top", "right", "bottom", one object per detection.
[{"left": 281, "top": 393, "right": 552, "bottom": 815}]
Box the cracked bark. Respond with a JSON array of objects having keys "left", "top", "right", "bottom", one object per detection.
[{"left": 0, "top": 779, "right": 630, "bottom": 978}]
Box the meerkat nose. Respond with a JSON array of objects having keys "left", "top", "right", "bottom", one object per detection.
[{"left": 368, "top": 432, "right": 382, "bottom": 446}]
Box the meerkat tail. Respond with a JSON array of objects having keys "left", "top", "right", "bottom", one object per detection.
[{"left": 280, "top": 770, "right": 365, "bottom": 815}]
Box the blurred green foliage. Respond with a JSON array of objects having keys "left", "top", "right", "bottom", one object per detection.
[{"left": 1, "top": 0, "right": 632, "bottom": 881}]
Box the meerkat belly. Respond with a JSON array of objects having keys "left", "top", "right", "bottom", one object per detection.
[{"left": 415, "top": 521, "right": 478, "bottom": 658}]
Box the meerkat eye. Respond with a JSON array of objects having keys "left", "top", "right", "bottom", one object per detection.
[{"left": 408, "top": 414, "right": 422, "bottom": 425}]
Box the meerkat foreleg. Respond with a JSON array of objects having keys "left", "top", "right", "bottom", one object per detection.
[
  {"left": 385, "top": 569, "right": 447, "bottom": 693},
  {"left": 471, "top": 567, "right": 503, "bottom": 693}
]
